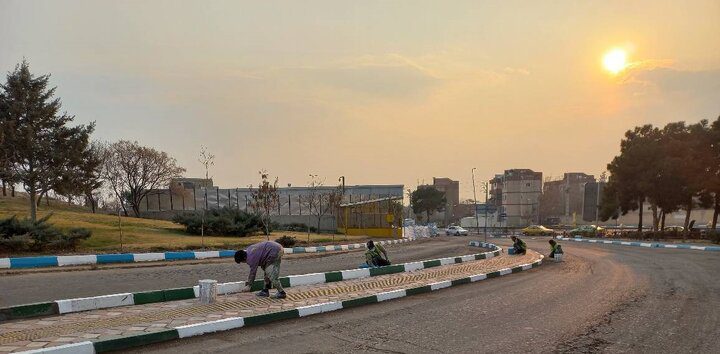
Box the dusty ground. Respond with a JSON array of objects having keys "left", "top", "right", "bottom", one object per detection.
[
  {"left": 0, "top": 236, "right": 476, "bottom": 306},
  {"left": 131, "top": 238, "right": 720, "bottom": 354}
]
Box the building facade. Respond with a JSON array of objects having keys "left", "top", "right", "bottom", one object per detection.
[
  {"left": 491, "top": 169, "right": 543, "bottom": 227},
  {"left": 540, "top": 172, "right": 596, "bottom": 225},
  {"left": 139, "top": 181, "right": 404, "bottom": 232}
]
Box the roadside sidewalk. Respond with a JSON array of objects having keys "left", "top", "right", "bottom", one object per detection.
[{"left": 0, "top": 251, "right": 540, "bottom": 353}]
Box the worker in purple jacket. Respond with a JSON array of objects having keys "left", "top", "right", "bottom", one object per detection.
[{"left": 234, "top": 240, "right": 286, "bottom": 299}]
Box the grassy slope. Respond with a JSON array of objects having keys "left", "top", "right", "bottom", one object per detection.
[{"left": 0, "top": 196, "right": 367, "bottom": 255}]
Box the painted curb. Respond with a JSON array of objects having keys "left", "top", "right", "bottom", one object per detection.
[
  {"left": 557, "top": 237, "right": 720, "bottom": 252},
  {"left": 67, "top": 252, "right": 543, "bottom": 353},
  {"left": 0, "top": 238, "right": 416, "bottom": 270},
  {"left": 1, "top": 241, "right": 499, "bottom": 321}
]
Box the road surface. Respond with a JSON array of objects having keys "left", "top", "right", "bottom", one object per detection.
[
  {"left": 131, "top": 238, "right": 720, "bottom": 353},
  {"left": 0, "top": 237, "right": 477, "bottom": 306}
]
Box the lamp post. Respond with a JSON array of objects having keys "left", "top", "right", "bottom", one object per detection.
[
  {"left": 338, "top": 176, "right": 346, "bottom": 237},
  {"left": 471, "top": 168, "right": 480, "bottom": 235},
  {"left": 482, "top": 181, "right": 489, "bottom": 242}
]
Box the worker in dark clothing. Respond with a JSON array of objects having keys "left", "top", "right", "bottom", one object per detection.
[
  {"left": 365, "top": 241, "right": 390, "bottom": 267},
  {"left": 548, "top": 239, "right": 564, "bottom": 258},
  {"left": 510, "top": 235, "right": 527, "bottom": 255},
  {"left": 234, "top": 240, "right": 286, "bottom": 299}
]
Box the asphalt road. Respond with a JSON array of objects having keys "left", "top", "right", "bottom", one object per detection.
[
  {"left": 0, "top": 237, "right": 479, "bottom": 307},
  {"left": 131, "top": 238, "right": 720, "bottom": 354}
]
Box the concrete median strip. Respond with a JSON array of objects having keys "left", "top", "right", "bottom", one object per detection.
[
  {"left": 0, "top": 241, "right": 500, "bottom": 321},
  {"left": 0, "top": 239, "right": 416, "bottom": 270},
  {"left": 558, "top": 237, "right": 720, "bottom": 251},
  {"left": 65, "top": 254, "right": 542, "bottom": 353}
]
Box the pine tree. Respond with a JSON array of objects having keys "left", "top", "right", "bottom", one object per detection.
[{"left": 0, "top": 60, "right": 95, "bottom": 221}]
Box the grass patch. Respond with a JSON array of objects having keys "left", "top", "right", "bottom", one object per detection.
[{"left": 0, "top": 196, "right": 371, "bottom": 255}]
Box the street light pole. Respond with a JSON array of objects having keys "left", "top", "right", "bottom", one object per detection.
[
  {"left": 483, "top": 181, "right": 489, "bottom": 243},
  {"left": 339, "top": 176, "right": 346, "bottom": 237},
  {"left": 471, "top": 168, "right": 480, "bottom": 235}
]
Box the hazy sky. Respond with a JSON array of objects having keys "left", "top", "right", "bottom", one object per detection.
[{"left": 2, "top": 0, "right": 719, "bottom": 199}]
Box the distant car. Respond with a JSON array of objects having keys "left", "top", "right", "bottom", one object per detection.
[
  {"left": 569, "top": 225, "right": 605, "bottom": 237},
  {"left": 445, "top": 225, "right": 469, "bottom": 236},
  {"left": 522, "top": 225, "right": 555, "bottom": 236},
  {"left": 663, "top": 226, "right": 684, "bottom": 232}
]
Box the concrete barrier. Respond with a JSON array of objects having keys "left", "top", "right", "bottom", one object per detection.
[{"left": 0, "top": 238, "right": 417, "bottom": 270}]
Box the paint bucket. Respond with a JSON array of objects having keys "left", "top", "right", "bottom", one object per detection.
[{"left": 199, "top": 279, "right": 218, "bottom": 304}]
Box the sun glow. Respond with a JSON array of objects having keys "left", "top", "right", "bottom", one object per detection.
[{"left": 602, "top": 48, "right": 628, "bottom": 74}]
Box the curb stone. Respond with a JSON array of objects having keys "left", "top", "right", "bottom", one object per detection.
[
  {"left": 0, "top": 239, "right": 417, "bottom": 270},
  {"left": 557, "top": 237, "right": 720, "bottom": 251},
  {"left": 27, "top": 252, "right": 542, "bottom": 353},
  {"left": 0, "top": 241, "right": 499, "bottom": 321}
]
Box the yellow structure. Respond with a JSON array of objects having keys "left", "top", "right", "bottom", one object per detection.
[{"left": 337, "top": 196, "right": 403, "bottom": 238}]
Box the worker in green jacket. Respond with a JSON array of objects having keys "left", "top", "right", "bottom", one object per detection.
[
  {"left": 365, "top": 241, "right": 390, "bottom": 267},
  {"left": 549, "top": 239, "right": 564, "bottom": 258},
  {"left": 510, "top": 236, "right": 527, "bottom": 255}
]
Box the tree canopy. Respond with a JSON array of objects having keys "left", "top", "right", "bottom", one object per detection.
[
  {"left": 0, "top": 60, "right": 95, "bottom": 221},
  {"left": 601, "top": 117, "right": 720, "bottom": 231},
  {"left": 411, "top": 186, "right": 446, "bottom": 224}
]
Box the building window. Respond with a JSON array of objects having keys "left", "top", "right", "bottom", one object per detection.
[{"left": 526, "top": 183, "right": 531, "bottom": 187}]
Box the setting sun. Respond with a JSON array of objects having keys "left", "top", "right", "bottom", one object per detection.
[{"left": 603, "top": 48, "right": 628, "bottom": 74}]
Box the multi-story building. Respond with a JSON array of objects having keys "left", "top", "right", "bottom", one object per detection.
[
  {"left": 540, "top": 172, "right": 595, "bottom": 225},
  {"left": 432, "top": 177, "right": 460, "bottom": 225},
  {"left": 582, "top": 180, "right": 606, "bottom": 222},
  {"left": 492, "top": 169, "right": 543, "bottom": 227}
]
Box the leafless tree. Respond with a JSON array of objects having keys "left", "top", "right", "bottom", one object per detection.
[
  {"left": 198, "top": 145, "right": 215, "bottom": 181},
  {"left": 303, "top": 174, "right": 342, "bottom": 234},
  {"left": 249, "top": 170, "right": 280, "bottom": 238},
  {"left": 100, "top": 140, "right": 185, "bottom": 217}
]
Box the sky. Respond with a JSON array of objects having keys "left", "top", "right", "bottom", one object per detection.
[{"left": 1, "top": 0, "right": 719, "bottom": 200}]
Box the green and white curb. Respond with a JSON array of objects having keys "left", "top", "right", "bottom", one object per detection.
[
  {"left": 19, "top": 253, "right": 542, "bottom": 353},
  {"left": 1, "top": 242, "right": 500, "bottom": 321}
]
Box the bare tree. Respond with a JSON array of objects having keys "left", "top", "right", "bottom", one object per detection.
[
  {"left": 303, "top": 174, "right": 342, "bottom": 234},
  {"left": 101, "top": 140, "right": 185, "bottom": 217},
  {"left": 249, "top": 170, "right": 280, "bottom": 238},
  {"left": 198, "top": 145, "right": 215, "bottom": 181}
]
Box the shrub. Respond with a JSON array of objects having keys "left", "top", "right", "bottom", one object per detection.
[
  {"left": 277, "top": 223, "right": 317, "bottom": 233},
  {"left": 275, "top": 235, "right": 297, "bottom": 247},
  {"left": 709, "top": 231, "right": 720, "bottom": 244},
  {"left": 173, "top": 207, "right": 264, "bottom": 237},
  {"left": 0, "top": 214, "right": 92, "bottom": 252}
]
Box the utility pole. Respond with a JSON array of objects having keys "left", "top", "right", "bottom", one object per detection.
[
  {"left": 471, "top": 168, "right": 480, "bottom": 235},
  {"left": 483, "top": 181, "right": 489, "bottom": 243},
  {"left": 339, "top": 176, "right": 346, "bottom": 237}
]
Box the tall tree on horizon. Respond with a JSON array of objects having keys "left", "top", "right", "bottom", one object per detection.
[
  {"left": 0, "top": 60, "right": 95, "bottom": 221},
  {"left": 411, "top": 186, "right": 446, "bottom": 224}
]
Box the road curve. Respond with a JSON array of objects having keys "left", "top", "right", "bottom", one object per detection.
[
  {"left": 0, "top": 237, "right": 477, "bottom": 306},
  {"left": 131, "top": 238, "right": 720, "bottom": 354}
]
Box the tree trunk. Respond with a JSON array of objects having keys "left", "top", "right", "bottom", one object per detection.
[
  {"left": 131, "top": 203, "right": 141, "bottom": 217},
  {"left": 683, "top": 197, "right": 693, "bottom": 230},
  {"left": 36, "top": 190, "right": 46, "bottom": 207},
  {"left": 29, "top": 187, "right": 38, "bottom": 222},
  {"left": 317, "top": 217, "right": 321, "bottom": 235},
  {"left": 2, "top": 180, "right": 6, "bottom": 197},
  {"left": 637, "top": 200, "right": 643, "bottom": 234},
  {"left": 660, "top": 210, "right": 666, "bottom": 230},
  {"left": 11, "top": 185, "right": 15, "bottom": 197},
  {"left": 712, "top": 195, "right": 719, "bottom": 231},
  {"left": 651, "top": 204, "right": 659, "bottom": 231},
  {"left": 426, "top": 210, "right": 430, "bottom": 225}
]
